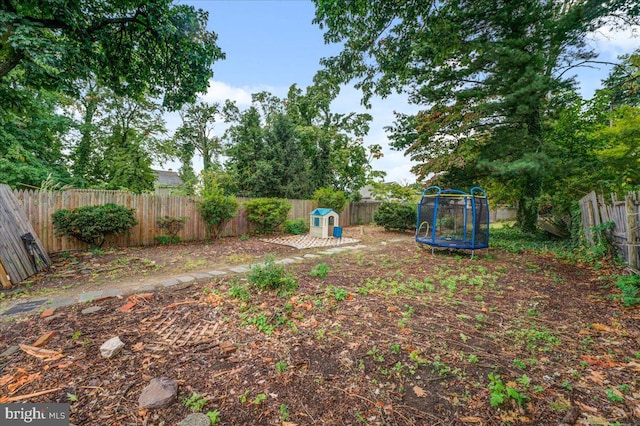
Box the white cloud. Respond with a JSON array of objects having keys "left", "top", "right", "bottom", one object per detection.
[
  {"left": 589, "top": 25, "right": 640, "bottom": 57},
  {"left": 200, "top": 80, "right": 289, "bottom": 107}
]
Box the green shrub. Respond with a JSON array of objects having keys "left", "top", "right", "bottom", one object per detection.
[
  {"left": 199, "top": 188, "right": 239, "bottom": 238},
  {"left": 154, "top": 235, "right": 172, "bottom": 245},
  {"left": 156, "top": 216, "right": 188, "bottom": 242},
  {"left": 283, "top": 219, "right": 308, "bottom": 235},
  {"left": 373, "top": 202, "right": 416, "bottom": 231},
  {"left": 310, "top": 263, "right": 330, "bottom": 279},
  {"left": 244, "top": 198, "right": 291, "bottom": 234},
  {"left": 313, "top": 187, "right": 347, "bottom": 213},
  {"left": 52, "top": 203, "right": 138, "bottom": 248},
  {"left": 248, "top": 256, "right": 298, "bottom": 293},
  {"left": 616, "top": 274, "right": 640, "bottom": 306}
]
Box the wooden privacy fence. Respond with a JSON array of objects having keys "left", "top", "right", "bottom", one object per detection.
[
  {"left": 579, "top": 191, "right": 640, "bottom": 272},
  {"left": 12, "top": 189, "right": 382, "bottom": 253}
]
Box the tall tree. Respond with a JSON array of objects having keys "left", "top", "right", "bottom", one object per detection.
[
  {"left": 1, "top": 0, "right": 224, "bottom": 109},
  {"left": 224, "top": 86, "right": 381, "bottom": 198},
  {"left": 64, "top": 87, "right": 170, "bottom": 192},
  {"left": 0, "top": 81, "right": 71, "bottom": 188},
  {"left": 174, "top": 102, "right": 224, "bottom": 177},
  {"left": 224, "top": 105, "right": 267, "bottom": 197},
  {"left": 313, "top": 0, "right": 640, "bottom": 231}
]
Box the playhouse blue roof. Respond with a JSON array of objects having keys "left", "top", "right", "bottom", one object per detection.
[{"left": 310, "top": 208, "right": 335, "bottom": 216}]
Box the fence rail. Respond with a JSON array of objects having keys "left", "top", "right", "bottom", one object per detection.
[
  {"left": 579, "top": 191, "right": 640, "bottom": 272},
  {"left": 11, "top": 189, "right": 382, "bottom": 253}
]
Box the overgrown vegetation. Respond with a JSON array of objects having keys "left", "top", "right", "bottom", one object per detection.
[
  {"left": 244, "top": 198, "right": 291, "bottom": 234},
  {"left": 283, "top": 219, "right": 308, "bottom": 235},
  {"left": 198, "top": 187, "right": 239, "bottom": 239},
  {"left": 313, "top": 187, "right": 347, "bottom": 213},
  {"left": 248, "top": 256, "right": 298, "bottom": 293},
  {"left": 373, "top": 202, "right": 416, "bottom": 231},
  {"left": 52, "top": 203, "right": 137, "bottom": 248},
  {"left": 616, "top": 274, "right": 640, "bottom": 306},
  {"left": 155, "top": 216, "right": 188, "bottom": 244}
]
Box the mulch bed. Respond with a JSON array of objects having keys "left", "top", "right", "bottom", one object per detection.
[{"left": 1, "top": 227, "right": 638, "bottom": 425}]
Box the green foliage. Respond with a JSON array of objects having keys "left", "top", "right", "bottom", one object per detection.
[
  {"left": 223, "top": 84, "right": 380, "bottom": 198},
  {"left": 206, "top": 410, "right": 221, "bottom": 425},
  {"left": 52, "top": 203, "right": 137, "bottom": 248},
  {"left": 488, "top": 374, "right": 528, "bottom": 408},
  {"left": 615, "top": 274, "right": 640, "bottom": 306},
  {"left": 275, "top": 360, "right": 289, "bottom": 374},
  {"left": 248, "top": 256, "right": 298, "bottom": 293},
  {"left": 373, "top": 202, "right": 416, "bottom": 231},
  {"left": 198, "top": 187, "right": 239, "bottom": 238},
  {"left": 605, "top": 388, "right": 624, "bottom": 403},
  {"left": 313, "top": 0, "right": 640, "bottom": 232},
  {"left": 313, "top": 187, "right": 347, "bottom": 213},
  {"left": 174, "top": 102, "right": 224, "bottom": 175},
  {"left": 183, "top": 393, "right": 208, "bottom": 412},
  {"left": 66, "top": 85, "right": 170, "bottom": 192},
  {"left": 156, "top": 216, "right": 188, "bottom": 242},
  {"left": 1, "top": 0, "right": 224, "bottom": 110},
  {"left": 244, "top": 198, "right": 291, "bottom": 234},
  {"left": 283, "top": 219, "right": 308, "bottom": 235},
  {"left": 154, "top": 236, "right": 173, "bottom": 245},
  {"left": 370, "top": 182, "right": 420, "bottom": 203},
  {"left": 310, "top": 263, "right": 331, "bottom": 279},
  {"left": 328, "top": 286, "right": 349, "bottom": 301}
]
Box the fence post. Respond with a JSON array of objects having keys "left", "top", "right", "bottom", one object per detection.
[{"left": 626, "top": 192, "right": 639, "bottom": 272}]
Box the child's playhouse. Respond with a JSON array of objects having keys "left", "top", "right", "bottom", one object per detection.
[{"left": 309, "top": 208, "right": 341, "bottom": 239}]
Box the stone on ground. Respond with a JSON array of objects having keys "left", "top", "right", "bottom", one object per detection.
[
  {"left": 138, "top": 377, "right": 178, "bottom": 409},
  {"left": 100, "top": 336, "right": 125, "bottom": 358},
  {"left": 178, "top": 413, "right": 211, "bottom": 426}
]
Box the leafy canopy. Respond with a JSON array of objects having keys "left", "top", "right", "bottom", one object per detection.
[
  {"left": 1, "top": 0, "right": 224, "bottom": 110},
  {"left": 313, "top": 0, "right": 640, "bottom": 232}
]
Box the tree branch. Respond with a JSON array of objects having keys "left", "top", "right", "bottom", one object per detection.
[{"left": 555, "top": 59, "right": 620, "bottom": 79}]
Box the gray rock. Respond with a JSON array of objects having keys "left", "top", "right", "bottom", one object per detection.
[
  {"left": 303, "top": 253, "right": 320, "bottom": 258},
  {"left": 191, "top": 273, "right": 212, "bottom": 279},
  {"left": 207, "top": 270, "right": 227, "bottom": 276},
  {"left": 229, "top": 266, "right": 250, "bottom": 273},
  {"left": 178, "top": 413, "right": 211, "bottom": 426},
  {"left": 100, "top": 336, "right": 125, "bottom": 358},
  {"left": 274, "top": 258, "right": 295, "bottom": 265},
  {"left": 0, "top": 345, "right": 19, "bottom": 358},
  {"left": 138, "top": 377, "right": 178, "bottom": 409},
  {"left": 177, "top": 276, "right": 195, "bottom": 283},
  {"left": 81, "top": 306, "right": 103, "bottom": 315},
  {"left": 161, "top": 279, "right": 180, "bottom": 287}
]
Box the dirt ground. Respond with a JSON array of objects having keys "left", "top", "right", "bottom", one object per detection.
[{"left": 1, "top": 226, "right": 639, "bottom": 425}]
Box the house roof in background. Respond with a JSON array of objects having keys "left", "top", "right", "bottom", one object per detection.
[{"left": 153, "top": 169, "right": 183, "bottom": 186}]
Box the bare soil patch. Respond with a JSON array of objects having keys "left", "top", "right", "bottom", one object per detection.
[{"left": 1, "top": 226, "right": 638, "bottom": 425}]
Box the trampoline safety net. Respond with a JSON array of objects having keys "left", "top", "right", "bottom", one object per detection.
[{"left": 416, "top": 186, "right": 489, "bottom": 250}]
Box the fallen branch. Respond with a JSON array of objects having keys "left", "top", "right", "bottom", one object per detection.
[{"left": 0, "top": 387, "right": 64, "bottom": 402}]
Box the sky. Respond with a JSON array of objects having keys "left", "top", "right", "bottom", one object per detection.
[{"left": 164, "top": 0, "right": 640, "bottom": 184}]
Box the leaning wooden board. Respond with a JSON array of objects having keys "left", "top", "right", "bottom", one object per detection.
[{"left": 0, "top": 184, "right": 51, "bottom": 287}]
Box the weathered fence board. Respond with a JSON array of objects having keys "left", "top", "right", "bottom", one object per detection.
[
  {"left": 0, "top": 184, "right": 51, "bottom": 287},
  {"left": 580, "top": 190, "right": 640, "bottom": 272}
]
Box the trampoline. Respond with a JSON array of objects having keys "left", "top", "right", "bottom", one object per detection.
[{"left": 416, "top": 186, "right": 489, "bottom": 256}]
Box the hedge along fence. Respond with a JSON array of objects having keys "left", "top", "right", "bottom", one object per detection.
[{"left": 12, "top": 189, "right": 381, "bottom": 253}]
